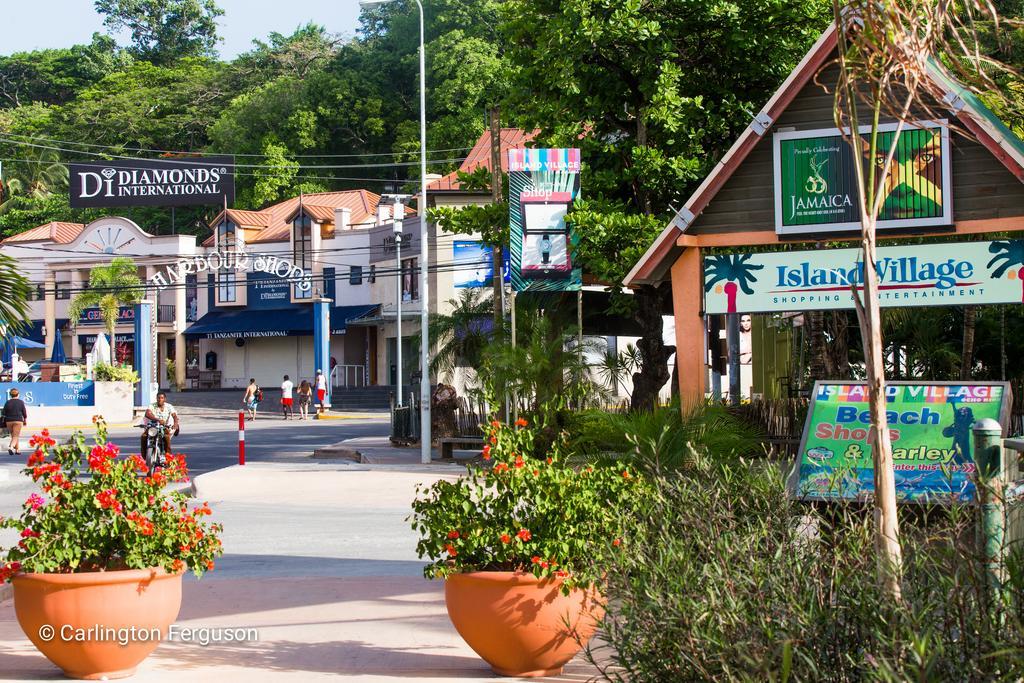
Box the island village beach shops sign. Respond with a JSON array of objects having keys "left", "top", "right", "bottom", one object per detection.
[{"left": 704, "top": 240, "right": 1024, "bottom": 314}]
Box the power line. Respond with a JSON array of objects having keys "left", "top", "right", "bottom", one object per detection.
[
  {"left": 0, "top": 137, "right": 466, "bottom": 170},
  {"left": 0, "top": 132, "right": 475, "bottom": 159}
]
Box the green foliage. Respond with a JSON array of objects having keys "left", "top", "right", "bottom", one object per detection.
[
  {"left": 422, "top": 288, "right": 497, "bottom": 383},
  {"left": 0, "top": 253, "right": 32, "bottom": 333},
  {"left": 565, "top": 402, "right": 763, "bottom": 469},
  {"left": 410, "top": 416, "right": 639, "bottom": 592},
  {"left": 94, "top": 362, "right": 140, "bottom": 384},
  {"left": 68, "top": 257, "right": 145, "bottom": 342},
  {"left": 591, "top": 449, "right": 1024, "bottom": 681},
  {"left": 0, "top": 422, "right": 222, "bottom": 580},
  {"left": 0, "top": 34, "right": 131, "bottom": 108},
  {"left": 95, "top": 0, "right": 224, "bottom": 65}
]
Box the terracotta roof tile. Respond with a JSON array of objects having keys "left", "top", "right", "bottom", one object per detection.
[
  {"left": 3, "top": 221, "right": 85, "bottom": 245},
  {"left": 429, "top": 128, "right": 538, "bottom": 192},
  {"left": 205, "top": 190, "right": 389, "bottom": 245}
]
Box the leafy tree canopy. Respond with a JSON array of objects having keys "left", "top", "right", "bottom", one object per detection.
[{"left": 95, "top": 0, "right": 224, "bottom": 65}]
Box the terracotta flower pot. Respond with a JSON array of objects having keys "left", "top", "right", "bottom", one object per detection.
[
  {"left": 13, "top": 567, "right": 182, "bottom": 680},
  {"left": 444, "top": 571, "right": 604, "bottom": 677}
]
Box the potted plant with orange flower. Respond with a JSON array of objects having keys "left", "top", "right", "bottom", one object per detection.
[
  {"left": 0, "top": 420, "right": 223, "bottom": 680},
  {"left": 410, "top": 413, "right": 637, "bottom": 677}
]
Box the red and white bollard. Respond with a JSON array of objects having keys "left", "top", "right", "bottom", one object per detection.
[{"left": 238, "top": 409, "right": 246, "bottom": 466}]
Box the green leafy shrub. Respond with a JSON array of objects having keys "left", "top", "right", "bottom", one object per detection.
[
  {"left": 410, "top": 416, "right": 640, "bottom": 591},
  {"left": 94, "top": 362, "right": 139, "bottom": 383},
  {"left": 589, "top": 444, "right": 1024, "bottom": 681},
  {"left": 567, "top": 401, "right": 762, "bottom": 469},
  {"left": 0, "top": 421, "right": 222, "bottom": 581}
]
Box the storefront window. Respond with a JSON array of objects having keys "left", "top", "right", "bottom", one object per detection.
[
  {"left": 293, "top": 212, "right": 313, "bottom": 300},
  {"left": 217, "top": 220, "right": 237, "bottom": 303},
  {"left": 402, "top": 257, "right": 418, "bottom": 301}
]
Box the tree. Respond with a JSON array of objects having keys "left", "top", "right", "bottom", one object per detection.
[
  {"left": 0, "top": 34, "right": 131, "bottom": 109},
  {"left": 501, "top": 0, "right": 831, "bottom": 411},
  {"left": 68, "top": 257, "right": 145, "bottom": 349},
  {"left": 0, "top": 148, "right": 68, "bottom": 213},
  {"left": 421, "top": 288, "right": 496, "bottom": 386},
  {"left": 0, "top": 254, "right": 33, "bottom": 335},
  {"left": 95, "top": 0, "right": 223, "bottom": 65},
  {"left": 830, "top": 0, "right": 1018, "bottom": 600}
]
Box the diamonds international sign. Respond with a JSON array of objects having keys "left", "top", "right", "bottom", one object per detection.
[
  {"left": 70, "top": 156, "right": 234, "bottom": 208},
  {"left": 773, "top": 121, "right": 951, "bottom": 235},
  {"left": 704, "top": 240, "right": 1024, "bottom": 314}
]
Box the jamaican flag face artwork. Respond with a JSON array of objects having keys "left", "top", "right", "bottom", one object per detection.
[
  {"left": 774, "top": 121, "right": 950, "bottom": 235},
  {"left": 867, "top": 127, "right": 943, "bottom": 221}
]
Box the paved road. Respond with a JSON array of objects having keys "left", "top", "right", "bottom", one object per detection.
[{"left": 0, "top": 407, "right": 391, "bottom": 534}]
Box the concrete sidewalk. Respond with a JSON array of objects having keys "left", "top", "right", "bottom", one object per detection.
[
  {"left": 313, "top": 436, "right": 482, "bottom": 466},
  {"left": 0, "top": 463, "right": 601, "bottom": 682}
]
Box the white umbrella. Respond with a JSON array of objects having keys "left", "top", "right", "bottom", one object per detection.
[{"left": 93, "top": 332, "right": 112, "bottom": 364}]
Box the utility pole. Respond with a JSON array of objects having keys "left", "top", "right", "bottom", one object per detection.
[
  {"left": 488, "top": 107, "right": 504, "bottom": 335},
  {"left": 394, "top": 202, "right": 404, "bottom": 407}
]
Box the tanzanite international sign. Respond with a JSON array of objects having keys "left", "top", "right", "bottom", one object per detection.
[
  {"left": 704, "top": 240, "right": 1024, "bottom": 314},
  {"left": 69, "top": 156, "right": 234, "bottom": 208},
  {"left": 774, "top": 121, "right": 951, "bottom": 235}
]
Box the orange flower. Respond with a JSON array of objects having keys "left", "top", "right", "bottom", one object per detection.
[
  {"left": 612, "top": 538, "right": 622, "bottom": 547},
  {"left": 514, "top": 455, "right": 525, "bottom": 469},
  {"left": 545, "top": 457, "right": 553, "bottom": 465},
  {"left": 531, "top": 556, "right": 541, "bottom": 564},
  {"left": 500, "top": 533, "right": 512, "bottom": 544},
  {"left": 517, "top": 528, "right": 532, "bottom": 542},
  {"left": 447, "top": 530, "right": 460, "bottom": 540},
  {"left": 481, "top": 444, "right": 491, "bottom": 460},
  {"left": 515, "top": 417, "right": 528, "bottom": 428},
  {"left": 622, "top": 470, "right": 631, "bottom": 479},
  {"left": 494, "top": 462, "right": 509, "bottom": 473},
  {"left": 445, "top": 543, "right": 458, "bottom": 557}
]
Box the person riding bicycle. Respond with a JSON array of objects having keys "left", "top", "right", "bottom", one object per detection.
[{"left": 140, "top": 392, "right": 179, "bottom": 466}]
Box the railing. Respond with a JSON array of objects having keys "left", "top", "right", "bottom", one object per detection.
[
  {"left": 390, "top": 392, "right": 419, "bottom": 444},
  {"left": 331, "top": 364, "right": 367, "bottom": 388},
  {"left": 157, "top": 305, "right": 176, "bottom": 324}
]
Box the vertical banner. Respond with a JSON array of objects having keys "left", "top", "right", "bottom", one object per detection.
[{"left": 507, "top": 148, "right": 582, "bottom": 292}]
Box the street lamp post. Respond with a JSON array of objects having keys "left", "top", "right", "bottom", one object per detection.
[{"left": 360, "top": 0, "right": 430, "bottom": 463}]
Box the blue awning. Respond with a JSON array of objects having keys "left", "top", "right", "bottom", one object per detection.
[
  {"left": 25, "top": 319, "right": 70, "bottom": 343},
  {"left": 184, "top": 305, "right": 378, "bottom": 339}
]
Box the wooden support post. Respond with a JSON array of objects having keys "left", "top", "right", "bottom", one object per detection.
[{"left": 670, "top": 247, "right": 706, "bottom": 407}]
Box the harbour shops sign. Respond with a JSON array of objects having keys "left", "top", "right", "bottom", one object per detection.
[
  {"left": 704, "top": 240, "right": 1024, "bottom": 314},
  {"left": 148, "top": 250, "right": 312, "bottom": 293},
  {"left": 69, "top": 156, "right": 234, "bottom": 208},
  {"left": 773, "top": 121, "right": 951, "bottom": 235}
]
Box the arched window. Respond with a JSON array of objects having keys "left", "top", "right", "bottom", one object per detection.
[{"left": 293, "top": 212, "right": 312, "bottom": 299}]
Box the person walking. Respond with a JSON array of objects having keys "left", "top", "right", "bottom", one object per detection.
[
  {"left": 280, "top": 375, "right": 294, "bottom": 420},
  {"left": 297, "top": 379, "right": 312, "bottom": 420},
  {"left": 315, "top": 369, "right": 328, "bottom": 415},
  {"left": 3, "top": 388, "right": 27, "bottom": 456},
  {"left": 243, "top": 378, "right": 261, "bottom": 421}
]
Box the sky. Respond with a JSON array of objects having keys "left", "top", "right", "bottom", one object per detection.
[{"left": 0, "top": 0, "right": 363, "bottom": 58}]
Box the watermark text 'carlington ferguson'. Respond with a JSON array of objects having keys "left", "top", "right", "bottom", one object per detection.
[{"left": 39, "top": 623, "right": 259, "bottom": 647}]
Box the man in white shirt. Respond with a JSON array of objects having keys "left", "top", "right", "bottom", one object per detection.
[
  {"left": 280, "top": 375, "right": 294, "bottom": 420},
  {"left": 141, "top": 392, "right": 179, "bottom": 465},
  {"left": 315, "top": 369, "right": 327, "bottom": 415}
]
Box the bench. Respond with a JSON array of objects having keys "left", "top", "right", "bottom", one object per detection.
[{"left": 439, "top": 436, "right": 484, "bottom": 461}]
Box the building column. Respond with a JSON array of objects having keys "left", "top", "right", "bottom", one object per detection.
[
  {"left": 313, "top": 299, "right": 332, "bottom": 407},
  {"left": 43, "top": 273, "right": 56, "bottom": 358},
  {"left": 68, "top": 270, "right": 84, "bottom": 359},
  {"left": 174, "top": 281, "right": 187, "bottom": 390},
  {"left": 134, "top": 300, "right": 154, "bottom": 407},
  {"left": 670, "top": 247, "right": 707, "bottom": 407}
]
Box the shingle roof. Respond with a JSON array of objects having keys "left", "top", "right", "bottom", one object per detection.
[
  {"left": 429, "top": 128, "right": 538, "bottom": 192},
  {"left": 3, "top": 221, "right": 85, "bottom": 245},
  {"left": 204, "top": 190, "right": 385, "bottom": 246}
]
